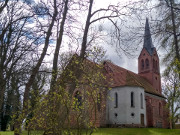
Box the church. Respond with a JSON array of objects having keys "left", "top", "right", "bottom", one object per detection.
[
  {"left": 66, "top": 19, "right": 170, "bottom": 129},
  {"left": 90, "top": 19, "right": 169, "bottom": 128}
]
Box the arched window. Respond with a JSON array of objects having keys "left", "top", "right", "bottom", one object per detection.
[
  {"left": 159, "top": 102, "right": 161, "bottom": 116},
  {"left": 153, "top": 59, "right": 155, "bottom": 69},
  {"left": 141, "top": 93, "right": 143, "bottom": 109},
  {"left": 97, "top": 93, "right": 101, "bottom": 111},
  {"left": 145, "top": 59, "right": 149, "bottom": 68},
  {"left": 115, "top": 92, "right": 118, "bottom": 108},
  {"left": 131, "top": 92, "right": 134, "bottom": 107},
  {"left": 141, "top": 59, "right": 144, "bottom": 69},
  {"left": 156, "top": 61, "right": 158, "bottom": 71},
  {"left": 74, "top": 91, "right": 82, "bottom": 108}
]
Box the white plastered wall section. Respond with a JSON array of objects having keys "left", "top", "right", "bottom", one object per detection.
[{"left": 106, "top": 86, "right": 147, "bottom": 126}]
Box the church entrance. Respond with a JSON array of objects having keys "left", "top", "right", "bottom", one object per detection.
[{"left": 140, "top": 114, "right": 145, "bottom": 126}]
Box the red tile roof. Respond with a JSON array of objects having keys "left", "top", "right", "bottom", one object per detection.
[{"left": 104, "top": 61, "right": 163, "bottom": 97}]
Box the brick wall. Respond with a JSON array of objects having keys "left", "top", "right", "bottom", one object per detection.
[{"left": 146, "top": 95, "right": 169, "bottom": 128}]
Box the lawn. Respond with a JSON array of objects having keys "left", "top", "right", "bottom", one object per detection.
[
  {"left": 0, "top": 131, "right": 14, "bottom": 135},
  {"left": 94, "top": 128, "right": 180, "bottom": 135},
  {"left": 0, "top": 128, "right": 180, "bottom": 135}
]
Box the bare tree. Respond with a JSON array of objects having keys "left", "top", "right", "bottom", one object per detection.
[
  {"left": 163, "top": 63, "right": 180, "bottom": 129},
  {"left": 14, "top": 0, "right": 58, "bottom": 134},
  {"left": 0, "top": 1, "right": 39, "bottom": 131},
  {"left": 0, "top": 0, "right": 9, "bottom": 14},
  {"left": 146, "top": 0, "right": 180, "bottom": 129},
  {"left": 155, "top": 0, "right": 180, "bottom": 74},
  {"left": 50, "top": 0, "right": 69, "bottom": 91}
]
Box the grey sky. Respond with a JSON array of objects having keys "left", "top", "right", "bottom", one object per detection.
[
  {"left": 42, "top": 0, "right": 165, "bottom": 75},
  {"left": 100, "top": 0, "right": 165, "bottom": 74}
]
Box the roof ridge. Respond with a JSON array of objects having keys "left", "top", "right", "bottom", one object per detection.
[{"left": 105, "top": 61, "right": 136, "bottom": 74}]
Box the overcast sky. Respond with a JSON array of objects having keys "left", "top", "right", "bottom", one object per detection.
[
  {"left": 92, "top": 0, "right": 146, "bottom": 73},
  {"left": 42, "top": 0, "right": 165, "bottom": 74},
  {"left": 94, "top": 0, "right": 165, "bottom": 74}
]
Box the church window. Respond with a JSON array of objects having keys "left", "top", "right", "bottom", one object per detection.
[
  {"left": 141, "top": 93, "right": 143, "bottom": 109},
  {"left": 97, "top": 93, "right": 101, "bottom": 111},
  {"left": 131, "top": 92, "right": 134, "bottom": 107},
  {"left": 156, "top": 61, "right": 158, "bottom": 71},
  {"left": 141, "top": 59, "right": 144, "bottom": 69},
  {"left": 74, "top": 91, "right": 82, "bottom": 108},
  {"left": 114, "top": 92, "right": 118, "bottom": 108},
  {"left": 153, "top": 59, "right": 155, "bottom": 69},
  {"left": 145, "top": 59, "right": 149, "bottom": 68},
  {"left": 159, "top": 102, "right": 162, "bottom": 116}
]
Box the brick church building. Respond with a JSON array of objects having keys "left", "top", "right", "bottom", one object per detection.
[
  {"left": 69, "top": 19, "right": 169, "bottom": 129},
  {"left": 90, "top": 19, "right": 169, "bottom": 128}
]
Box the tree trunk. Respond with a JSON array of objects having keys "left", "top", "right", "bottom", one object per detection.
[
  {"left": 0, "top": 84, "right": 5, "bottom": 115},
  {"left": 0, "top": 0, "right": 9, "bottom": 14},
  {"left": 169, "top": 0, "right": 180, "bottom": 79},
  {"left": 169, "top": 0, "right": 180, "bottom": 60},
  {"left": 80, "top": 0, "right": 94, "bottom": 59},
  {"left": 66, "top": 0, "right": 94, "bottom": 96},
  {"left": 14, "top": 0, "right": 58, "bottom": 134},
  {"left": 0, "top": 77, "right": 5, "bottom": 124},
  {"left": 50, "top": 0, "right": 69, "bottom": 91}
]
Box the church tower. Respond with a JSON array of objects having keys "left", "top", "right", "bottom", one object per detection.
[{"left": 138, "top": 18, "right": 162, "bottom": 94}]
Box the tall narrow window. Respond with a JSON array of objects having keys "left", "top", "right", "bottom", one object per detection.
[
  {"left": 141, "top": 93, "right": 143, "bottom": 109},
  {"left": 156, "top": 61, "right": 158, "bottom": 71},
  {"left": 153, "top": 59, "right": 155, "bottom": 69},
  {"left": 115, "top": 92, "right": 118, "bottom": 108},
  {"left": 74, "top": 91, "right": 82, "bottom": 108},
  {"left": 97, "top": 93, "right": 101, "bottom": 111},
  {"left": 131, "top": 92, "right": 134, "bottom": 107},
  {"left": 141, "top": 59, "right": 144, "bottom": 69},
  {"left": 145, "top": 59, "right": 149, "bottom": 68},
  {"left": 159, "top": 102, "right": 161, "bottom": 116}
]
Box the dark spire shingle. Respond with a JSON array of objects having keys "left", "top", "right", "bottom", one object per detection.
[{"left": 143, "top": 18, "right": 154, "bottom": 55}]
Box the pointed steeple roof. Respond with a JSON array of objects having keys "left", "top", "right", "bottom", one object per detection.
[{"left": 143, "top": 18, "right": 154, "bottom": 55}]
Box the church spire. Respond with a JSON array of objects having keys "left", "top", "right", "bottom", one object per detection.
[{"left": 143, "top": 18, "right": 154, "bottom": 55}]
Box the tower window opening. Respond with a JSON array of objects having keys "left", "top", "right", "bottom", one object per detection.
[
  {"left": 141, "top": 59, "right": 144, "bottom": 69},
  {"left": 145, "top": 59, "right": 149, "bottom": 68},
  {"left": 153, "top": 59, "right": 155, "bottom": 69},
  {"left": 156, "top": 61, "right": 158, "bottom": 71}
]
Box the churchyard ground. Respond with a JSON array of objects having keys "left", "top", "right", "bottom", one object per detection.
[{"left": 0, "top": 128, "right": 180, "bottom": 135}]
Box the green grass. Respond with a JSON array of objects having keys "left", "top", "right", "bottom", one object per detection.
[
  {"left": 93, "top": 128, "right": 180, "bottom": 135},
  {"left": 0, "top": 131, "right": 14, "bottom": 135},
  {"left": 1, "top": 128, "right": 180, "bottom": 135}
]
